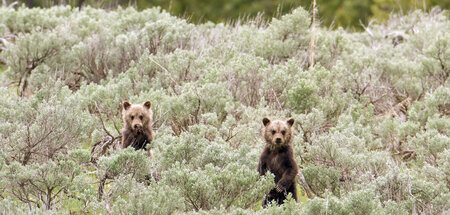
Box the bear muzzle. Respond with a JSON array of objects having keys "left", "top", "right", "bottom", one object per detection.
[
  {"left": 132, "top": 124, "right": 144, "bottom": 135},
  {"left": 275, "top": 137, "right": 282, "bottom": 144}
]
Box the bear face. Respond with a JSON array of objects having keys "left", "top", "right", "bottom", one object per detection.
[
  {"left": 262, "top": 117, "right": 295, "bottom": 148},
  {"left": 121, "top": 100, "right": 154, "bottom": 157},
  {"left": 122, "top": 100, "right": 152, "bottom": 136}
]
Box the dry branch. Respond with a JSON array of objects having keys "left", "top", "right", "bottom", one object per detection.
[
  {"left": 308, "top": 0, "right": 317, "bottom": 69},
  {"left": 379, "top": 97, "right": 411, "bottom": 119},
  {"left": 90, "top": 103, "right": 121, "bottom": 163},
  {"left": 298, "top": 170, "right": 315, "bottom": 198}
]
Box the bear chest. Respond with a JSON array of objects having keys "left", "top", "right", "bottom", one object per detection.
[
  {"left": 130, "top": 133, "right": 150, "bottom": 150},
  {"left": 267, "top": 153, "right": 287, "bottom": 176}
]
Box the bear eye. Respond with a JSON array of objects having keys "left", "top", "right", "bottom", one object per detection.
[
  {"left": 281, "top": 130, "right": 286, "bottom": 135},
  {"left": 131, "top": 115, "right": 134, "bottom": 120},
  {"left": 271, "top": 130, "right": 276, "bottom": 135},
  {"left": 139, "top": 115, "right": 143, "bottom": 120}
]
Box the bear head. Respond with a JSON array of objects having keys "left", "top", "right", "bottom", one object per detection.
[
  {"left": 262, "top": 117, "right": 295, "bottom": 148},
  {"left": 122, "top": 100, "right": 152, "bottom": 135}
]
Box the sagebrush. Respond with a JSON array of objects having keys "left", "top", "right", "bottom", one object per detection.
[{"left": 0, "top": 5, "right": 449, "bottom": 214}]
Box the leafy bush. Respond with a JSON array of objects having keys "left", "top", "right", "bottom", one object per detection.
[{"left": 0, "top": 4, "right": 448, "bottom": 214}]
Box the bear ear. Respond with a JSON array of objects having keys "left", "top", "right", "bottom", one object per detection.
[
  {"left": 143, "top": 100, "right": 151, "bottom": 109},
  {"left": 122, "top": 101, "right": 131, "bottom": 110},
  {"left": 287, "top": 118, "right": 295, "bottom": 127},
  {"left": 262, "top": 117, "right": 271, "bottom": 126}
]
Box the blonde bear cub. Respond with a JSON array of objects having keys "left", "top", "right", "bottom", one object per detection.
[{"left": 121, "top": 100, "right": 153, "bottom": 157}]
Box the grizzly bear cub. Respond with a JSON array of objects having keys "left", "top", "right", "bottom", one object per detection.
[
  {"left": 121, "top": 100, "right": 153, "bottom": 156},
  {"left": 258, "top": 117, "right": 298, "bottom": 207}
]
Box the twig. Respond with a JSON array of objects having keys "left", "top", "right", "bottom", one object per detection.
[
  {"left": 148, "top": 56, "right": 179, "bottom": 94},
  {"left": 152, "top": 109, "right": 170, "bottom": 127},
  {"left": 94, "top": 102, "right": 113, "bottom": 138},
  {"left": 297, "top": 121, "right": 311, "bottom": 145},
  {"left": 97, "top": 177, "right": 106, "bottom": 201},
  {"left": 5, "top": 1, "right": 18, "bottom": 9},
  {"left": 360, "top": 20, "right": 374, "bottom": 39},
  {"left": 298, "top": 170, "right": 315, "bottom": 198},
  {"left": 112, "top": 118, "right": 121, "bottom": 135},
  {"left": 379, "top": 97, "right": 411, "bottom": 118},
  {"left": 271, "top": 88, "right": 282, "bottom": 109},
  {"left": 90, "top": 102, "right": 121, "bottom": 162},
  {"left": 0, "top": 38, "right": 9, "bottom": 49},
  {"left": 308, "top": 0, "right": 317, "bottom": 69}
]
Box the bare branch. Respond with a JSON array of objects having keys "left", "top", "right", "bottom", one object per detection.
[
  {"left": 297, "top": 170, "right": 315, "bottom": 198},
  {"left": 94, "top": 102, "right": 114, "bottom": 138},
  {"left": 308, "top": 0, "right": 317, "bottom": 69}
]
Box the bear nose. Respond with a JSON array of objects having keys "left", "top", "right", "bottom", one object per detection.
[{"left": 275, "top": 138, "right": 282, "bottom": 143}]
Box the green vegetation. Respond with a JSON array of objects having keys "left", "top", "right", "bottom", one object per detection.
[
  {"left": 0, "top": 4, "right": 449, "bottom": 214},
  {"left": 6, "top": 0, "right": 450, "bottom": 29}
]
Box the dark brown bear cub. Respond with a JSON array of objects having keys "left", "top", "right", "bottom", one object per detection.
[
  {"left": 121, "top": 100, "right": 153, "bottom": 156},
  {"left": 258, "top": 117, "right": 298, "bottom": 207}
]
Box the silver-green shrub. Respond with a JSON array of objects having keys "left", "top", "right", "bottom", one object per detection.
[{"left": 0, "top": 4, "right": 448, "bottom": 214}]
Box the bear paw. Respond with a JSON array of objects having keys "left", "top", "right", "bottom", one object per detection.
[{"left": 275, "top": 184, "right": 285, "bottom": 193}]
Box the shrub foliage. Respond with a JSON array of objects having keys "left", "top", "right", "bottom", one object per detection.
[{"left": 0, "top": 5, "right": 449, "bottom": 214}]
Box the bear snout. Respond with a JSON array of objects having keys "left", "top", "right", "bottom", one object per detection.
[
  {"left": 275, "top": 137, "right": 282, "bottom": 144},
  {"left": 133, "top": 126, "right": 144, "bottom": 135},
  {"left": 132, "top": 124, "right": 144, "bottom": 135}
]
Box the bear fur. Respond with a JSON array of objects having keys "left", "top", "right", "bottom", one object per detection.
[
  {"left": 121, "top": 100, "right": 153, "bottom": 156},
  {"left": 258, "top": 117, "right": 298, "bottom": 207}
]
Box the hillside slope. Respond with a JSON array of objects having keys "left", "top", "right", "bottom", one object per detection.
[{"left": 0, "top": 6, "right": 448, "bottom": 214}]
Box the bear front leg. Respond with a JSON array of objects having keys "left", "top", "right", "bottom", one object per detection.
[
  {"left": 143, "top": 128, "right": 153, "bottom": 158},
  {"left": 276, "top": 159, "right": 298, "bottom": 193},
  {"left": 121, "top": 130, "right": 132, "bottom": 149},
  {"left": 258, "top": 149, "right": 270, "bottom": 176},
  {"left": 258, "top": 160, "right": 267, "bottom": 176}
]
